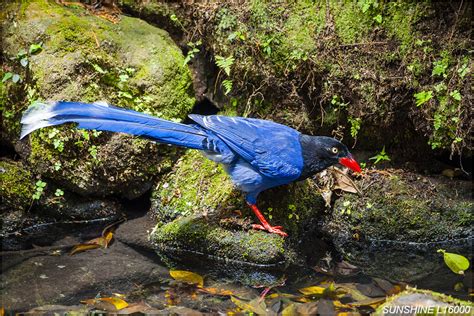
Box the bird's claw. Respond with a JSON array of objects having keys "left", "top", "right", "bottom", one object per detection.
[{"left": 252, "top": 224, "right": 288, "bottom": 237}]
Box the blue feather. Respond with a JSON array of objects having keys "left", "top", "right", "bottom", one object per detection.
[{"left": 21, "top": 101, "right": 305, "bottom": 204}]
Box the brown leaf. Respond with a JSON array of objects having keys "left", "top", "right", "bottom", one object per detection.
[
  {"left": 296, "top": 301, "right": 319, "bottom": 315},
  {"left": 199, "top": 287, "right": 233, "bottom": 296},
  {"left": 335, "top": 261, "right": 361, "bottom": 276},
  {"left": 318, "top": 299, "right": 336, "bottom": 316},
  {"left": 333, "top": 168, "right": 362, "bottom": 195}
]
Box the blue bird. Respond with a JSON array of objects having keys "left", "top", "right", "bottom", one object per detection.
[{"left": 21, "top": 101, "right": 361, "bottom": 237}]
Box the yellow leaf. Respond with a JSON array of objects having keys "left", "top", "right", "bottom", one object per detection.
[
  {"left": 267, "top": 293, "right": 297, "bottom": 299},
  {"left": 70, "top": 243, "right": 100, "bottom": 255},
  {"left": 103, "top": 231, "right": 114, "bottom": 248},
  {"left": 81, "top": 297, "right": 129, "bottom": 310},
  {"left": 199, "top": 287, "right": 233, "bottom": 296},
  {"left": 169, "top": 270, "right": 204, "bottom": 287},
  {"left": 282, "top": 303, "right": 297, "bottom": 316},
  {"left": 298, "top": 286, "right": 326, "bottom": 295},
  {"left": 230, "top": 296, "right": 267, "bottom": 315},
  {"left": 98, "top": 297, "right": 128, "bottom": 310}
]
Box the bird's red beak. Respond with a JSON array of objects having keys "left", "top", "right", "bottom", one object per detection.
[{"left": 339, "top": 154, "right": 362, "bottom": 173}]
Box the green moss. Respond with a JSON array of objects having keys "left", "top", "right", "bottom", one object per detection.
[
  {"left": 151, "top": 216, "right": 287, "bottom": 265},
  {"left": 2, "top": 0, "right": 194, "bottom": 197},
  {"left": 153, "top": 150, "right": 242, "bottom": 216},
  {"left": 331, "top": 1, "right": 374, "bottom": 44},
  {"left": 332, "top": 172, "right": 473, "bottom": 243},
  {"left": 0, "top": 160, "right": 35, "bottom": 212}
]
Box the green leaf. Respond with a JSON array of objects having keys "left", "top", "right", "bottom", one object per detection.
[
  {"left": 373, "top": 14, "right": 382, "bottom": 23},
  {"left": 2, "top": 72, "right": 13, "bottom": 82},
  {"left": 92, "top": 63, "right": 106, "bottom": 74},
  {"left": 55, "top": 189, "right": 64, "bottom": 197},
  {"left": 432, "top": 59, "right": 449, "bottom": 77},
  {"left": 222, "top": 79, "right": 233, "bottom": 95},
  {"left": 449, "top": 90, "right": 462, "bottom": 101},
  {"left": 215, "top": 55, "right": 234, "bottom": 76},
  {"left": 438, "top": 249, "right": 470, "bottom": 274},
  {"left": 414, "top": 90, "right": 433, "bottom": 107},
  {"left": 29, "top": 42, "right": 43, "bottom": 54}
]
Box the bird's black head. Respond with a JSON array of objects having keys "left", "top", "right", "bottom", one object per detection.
[{"left": 298, "top": 135, "right": 361, "bottom": 180}]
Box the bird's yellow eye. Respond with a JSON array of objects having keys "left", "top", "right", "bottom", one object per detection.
[{"left": 331, "top": 147, "right": 338, "bottom": 154}]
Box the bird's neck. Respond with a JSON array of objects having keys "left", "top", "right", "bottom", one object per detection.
[{"left": 297, "top": 134, "right": 330, "bottom": 181}]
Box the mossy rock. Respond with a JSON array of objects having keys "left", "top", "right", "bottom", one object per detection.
[
  {"left": 318, "top": 170, "right": 473, "bottom": 281},
  {"left": 374, "top": 287, "right": 473, "bottom": 316},
  {"left": 149, "top": 150, "right": 327, "bottom": 267},
  {"left": 0, "top": 158, "right": 123, "bottom": 250},
  {"left": 1, "top": 0, "right": 194, "bottom": 198},
  {"left": 0, "top": 159, "right": 35, "bottom": 214}
]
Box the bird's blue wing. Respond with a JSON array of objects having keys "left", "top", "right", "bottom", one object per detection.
[{"left": 189, "top": 114, "right": 303, "bottom": 182}]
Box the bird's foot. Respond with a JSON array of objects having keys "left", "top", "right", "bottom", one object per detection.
[{"left": 252, "top": 224, "right": 288, "bottom": 237}]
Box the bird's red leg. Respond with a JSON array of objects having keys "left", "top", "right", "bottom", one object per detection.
[{"left": 247, "top": 203, "right": 288, "bottom": 237}]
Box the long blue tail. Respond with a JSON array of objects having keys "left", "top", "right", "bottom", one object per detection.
[{"left": 20, "top": 101, "right": 208, "bottom": 150}]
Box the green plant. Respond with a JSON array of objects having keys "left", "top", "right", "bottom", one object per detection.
[
  {"left": 32, "top": 180, "right": 46, "bottom": 200},
  {"left": 222, "top": 79, "right": 233, "bottom": 95},
  {"left": 53, "top": 161, "right": 62, "bottom": 171},
  {"left": 54, "top": 188, "right": 64, "bottom": 197},
  {"left": 183, "top": 40, "right": 202, "bottom": 66},
  {"left": 88, "top": 145, "right": 98, "bottom": 160},
  {"left": 215, "top": 55, "right": 235, "bottom": 76},
  {"left": 414, "top": 90, "right": 433, "bottom": 107},
  {"left": 348, "top": 117, "right": 361, "bottom": 139},
  {"left": 369, "top": 146, "right": 390, "bottom": 164},
  {"left": 432, "top": 52, "right": 450, "bottom": 77}
]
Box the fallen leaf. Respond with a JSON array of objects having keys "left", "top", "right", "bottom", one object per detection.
[
  {"left": 170, "top": 270, "right": 204, "bottom": 287},
  {"left": 335, "top": 261, "right": 360, "bottom": 276},
  {"left": 231, "top": 296, "right": 267, "bottom": 315},
  {"left": 199, "top": 287, "right": 233, "bottom": 296},
  {"left": 69, "top": 228, "right": 115, "bottom": 255},
  {"left": 281, "top": 303, "right": 298, "bottom": 316},
  {"left": 333, "top": 168, "right": 362, "bottom": 195},
  {"left": 438, "top": 249, "right": 470, "bottom": 274},
  {"left": 118, "top": 302, "right": 154, "bottom": 314},
  {"left": 318, "top": 299, "right": 336, "bottom": 316},
  {"left": 298, "top": 286, "right": 326, "bottom": 295},
  {"left": 70, "top": 243, "right": 101, "bottom": 255},
  {"left": 81, "top": 297, "right": 128, "bottom": 311},
  {"left": 267, "top": 293, "right": 298, "bottom": 299},
  {"left": 99, "top": 297, "right": 129, "bottom": 310},
  {"left": 296, "top": 302, "right": 319, "bottom": 315}
]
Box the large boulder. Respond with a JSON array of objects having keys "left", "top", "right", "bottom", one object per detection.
[
  {"left": 318, "top": 170, "right": 473, "bottom": 282},
  {"left": 149, "top": 150, "right": 328, "bottom": 268},
  {"left": 1, "top": 0, "right": 194, "bottom": 198}
]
